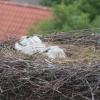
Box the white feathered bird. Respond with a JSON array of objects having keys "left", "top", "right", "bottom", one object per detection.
[
  {"left": 19, "top": 36, "right": 29, "bottom": 46},
  {"left": 15, "top": 36, "right": 46, "bottom": 55},
  {"left": 15, "top": 42, "right": 35, "bottom": 55},
  {"left": 28, "top": 36, "right": 42, "bottom": 44},
  {"left": 45, "top": 46, "right": 66, "bottom": 59},
  {"left": 15, "top": 36, "right": 66, "bottom": 59}
]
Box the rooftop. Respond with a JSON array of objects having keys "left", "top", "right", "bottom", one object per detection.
[{"left": 0, "top": 1, "right": 51, "bottom": 41}]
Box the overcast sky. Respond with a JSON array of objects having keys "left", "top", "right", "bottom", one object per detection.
[{"left": 9, "top": 0, "right": 41, "bottom": 5}]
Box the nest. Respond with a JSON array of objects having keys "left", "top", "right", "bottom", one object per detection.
[
  {"left": 43, "top": 30, "right": 100, "bottom": 47},
  {"left": 0, "top": 59, "right": 100, "bottom": 100},
  {"left": 0, "top": 31, "right": 100, "bottom": 100}
]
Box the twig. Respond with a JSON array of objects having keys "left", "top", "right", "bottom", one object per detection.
[{"left": 85, "top": 79, "right": 95, "bottom": 100}]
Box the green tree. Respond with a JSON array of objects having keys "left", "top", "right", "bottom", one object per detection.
[
  {"left": 40, "top": 0, "right": 76, "bottom": 6},
  {"left": 53, "top": 1, "right": 90, "bottom": 31},
  {"left": 29, "top": 0, "right": 100, "bottom": 34},
  {"left": 79, "top": 0, "right": 100, "bottom": 22}
]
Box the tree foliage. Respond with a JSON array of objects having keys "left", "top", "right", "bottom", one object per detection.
[
  {"left": 40, "top": 0, "right": 76, "bottom": 6},
  {"left": 52, "top": 1, "right": 90, "bottom": 31},
  {"left": 29, "top": 0, "right": 100, "bottom": 34},
  {"left": 79, "top": 0, "right": 100, "bottom": 22}
]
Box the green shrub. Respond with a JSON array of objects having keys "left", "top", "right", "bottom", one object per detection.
[
  {"left": 53, "top": 2, "right": 90, "bottom": 31},
  {"left": 28, "top": 0, "right": 100, "bottom": 35},
  {"left": 89, "top": 16, "right": 100, "bottom": 33},
  {"left": 28, "top": 20, "right": 57, "bottom": 35},
  {"left": 40, "top": 0, "right": 76, "bottom": 6}
]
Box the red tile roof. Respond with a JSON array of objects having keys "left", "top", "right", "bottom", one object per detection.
[{"left": 0, "top": 1, "right": 52, "bottom": 41}]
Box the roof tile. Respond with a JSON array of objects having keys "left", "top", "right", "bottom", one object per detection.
[{"left": 0, "top": 1, "right": 51, "bottom": 41}]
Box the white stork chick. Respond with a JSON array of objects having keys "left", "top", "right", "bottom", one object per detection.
[
  {"left": 28, "top": 36, "right": 42, "bottom": 44},
  {"left": 15, "top": 35, "right": 29, "bottom": 51},
  {"left": 15, "top": 36, "right": 66, "bottom": 59},
  {"left": 18, "top": 36, "right": 42, "bottom": 46},
  {"left": 15, "top": 36, "right": 46, "bottom": 55},
  {"left": 28, "top": 36, "right": 46, "bottom": 53},
  {"left": 15, "top": 42, "right": 22, "bottom": 51},
  {"left": 15, "top": 42, "right": 34, "bottom": 55},
  {"left": 45, "top": 46, "right": 66, "bottom": 59},
  {"left": 20, "top": 45, "right": 35, "bottom": 55},
  {"left": 19, "top": 36, "right": 29, "bottom": 46}
]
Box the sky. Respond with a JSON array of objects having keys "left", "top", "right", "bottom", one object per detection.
[{"left": 9, "top": 0, "right": 41, "bottom": 5}]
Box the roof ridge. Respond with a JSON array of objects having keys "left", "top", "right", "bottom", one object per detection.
[{"left": 0, "top": 1, "right": 51, "bottom": 11}]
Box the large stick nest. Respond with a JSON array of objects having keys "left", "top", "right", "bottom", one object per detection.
[
  {"left": 0, "top": 31, "right": 100, "bottom": 100},
  {"left": 0, "top": 59, "right": 100, "bottom": 100}
]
